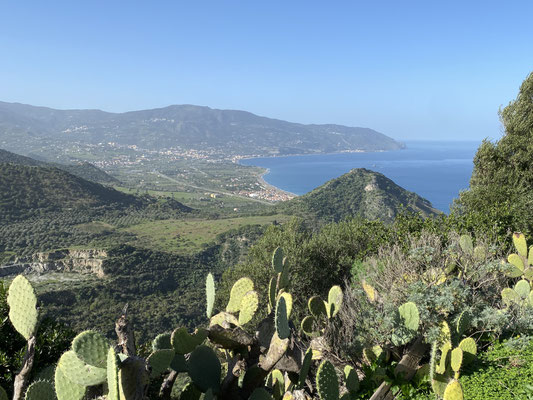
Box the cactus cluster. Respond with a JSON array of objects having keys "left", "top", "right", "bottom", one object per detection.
[
  {"left": 429, "top": 319, "right": 477, "bottom": 400},
  {"left": 301, "top": 285, "right": 343, "bottom": 337},
  {"left": 505, "top": 233, "right": 533, "bottom": 280}
]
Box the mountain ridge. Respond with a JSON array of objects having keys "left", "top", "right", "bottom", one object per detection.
[{"left": 0, "top": 101, "right": 403, "bottom": 156}]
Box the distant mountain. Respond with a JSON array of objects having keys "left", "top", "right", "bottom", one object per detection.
[
  {"left": 0, "top": 101, "right": 403, "bottom": 156},
  {"left": 0, "top": 163, "right": 190, "bottom": 221},
  {"left": 280, "top": 168, "right": 439, "bottom": 223},
  {"left": 0, "top": 148, "right": 118, "bottom": 184}
]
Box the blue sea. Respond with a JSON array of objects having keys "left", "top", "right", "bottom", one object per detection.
[{"left": 240, "top": 141, "right": 481, "bottom": 213}]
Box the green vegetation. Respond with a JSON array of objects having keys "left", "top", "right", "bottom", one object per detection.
[
  {"left": 279, "top": 168, "right": 439, "bottom": 223},
  {"left": 455, "top": 72, "right": 533, "bottom": 238}
]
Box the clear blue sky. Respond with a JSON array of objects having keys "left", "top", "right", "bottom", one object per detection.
[{"left": 1, "top": 1, "right": 532, "bottom": 140}]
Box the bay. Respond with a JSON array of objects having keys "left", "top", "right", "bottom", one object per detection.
[{"left": 240, "top": 141, "right": 481, "bottom": 213}]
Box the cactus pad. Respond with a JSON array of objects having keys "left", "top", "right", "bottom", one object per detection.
[
  {"left": 301, "top": 315, "right": 316, "bottom": 337},
  {"left": 188, "top": 345, "right": 221, "bottom": 393},
  {"left": 152, "top": 332, "right": 172, "bottom": 351},
  {"left": 501, "top": 288, "right": 522, "bottom": 306},
  {"left": 450, "top": 348, "right": 463, "bottom": 373},
  {"left": 209, "top": 311, "right": 239, "bottom": 328},
  {"left": 507, "top": 253, "right": 525, "bottom": 273},
  {"left": 278, "top": 292, "right": 293, "bottom": 318},
  {"left": 57, "top": 350, "right": 106, "bottom": 386},
  {"left": 458, "top": 337, "right": 477, "bottom": 365},
  {"left": 148, "top": 349, "right": 175, "bottom": 377},
  {"left": 206, "top": 273, "right": 216, "bottom": 319},
  {"left": 443, "top": 379, "right": 463, "bottom": 400},
  {"left": 226, "top": 277, "right": 254, "bottom": 313},
  {"left": 272, "top": 247, "right": 284, "bottom": 273},
  {"left": 316, "top": 360, "right": 339, "bottom": 400},
  {"left": 239, "top": 290, "right": 259, "bottom": 325},
  {"left": 107, "top": 347, "right": 120, "bottom": 400},
  {"left": 7, "top": 275, "right": 38, "bottom": 340},
  {"left": 344, "top": 365, "right": 359, "bottom": 393},
  {"left": 473, "top": 245, "right": 487, "bottom": 261},
  {"left": 171, "top": 327, "right": 208, "bottom": 354},
  {"left": 24, "top": 380, "right": 55, "bottom": 400},
  {"left": 436, "top": 342, "right": 452, "bottom": 374},
  {"left": 513, "top": 233, "right": 528, "bottom": 257},
  {"left": 54, "top": 365, "right": 86, "bottom": 400},
  {"left": 118, "top": 357, "right": 150, "bottom": 400},
  {"left": 268, "top": 277, "right": 277, "bottom": 313},
  {"left": 298, "top": 348, "right": 313, "bottom": 388},
  {"left": 455, "top": 311, "right": 471, "bottom": 337},
  {"left": 170, "top": 353, "right": 188, "bottom": 372},
  {"left": 71, "top": 330, "right": 108, "bottom": 368},
  {"left": 514, "top": 279, "right": 531, "bottom": 299},
  {"left": 275, "top": 296, "right": 291, "bottom": 340},
  {"left": 308, "top": 296, "right": 326, "bottom": 318},
  {"left": 398, "top": 302, "right": 420, "bottom": 331},
  {"left": 327, "top": 285, "right": 343, "bottom": 319}
]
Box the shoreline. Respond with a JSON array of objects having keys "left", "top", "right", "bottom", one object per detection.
[{"left": 256, "top": 167, "right": 298, "bottom": 198}]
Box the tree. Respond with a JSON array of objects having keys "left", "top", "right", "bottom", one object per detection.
[{"left": 455, "top": 72, "right": 533, "bottom": 237}]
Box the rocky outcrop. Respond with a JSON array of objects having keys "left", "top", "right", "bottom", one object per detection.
[{"left": 0, "top": 249, "right": 107, "bottom": 278}]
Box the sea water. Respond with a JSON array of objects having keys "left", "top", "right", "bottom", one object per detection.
[{"left": 240, "top": 141, "right": 480, "bottom": 213}]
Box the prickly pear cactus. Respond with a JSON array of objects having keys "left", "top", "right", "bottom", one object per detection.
[
  {"left": 54, "top": 366, "right": 86, "bottom": 400},
  {"left": 398, "top": 302, "right": 420, "bottom": 331},
  {"left": 152, "top": 332, "right": 172, "bottom": 351},
  {"left": 147, "top": 349, "right": 175, "bottom": 377},
  {"left": 206, "top": 273, "right": 215, "bottom": 319},
  {"left": 298, "top": 348, "right": 313, "bottom": 388},
  {"left": 226, "top": 277, "right": 254, "bottom": 313},
  {"left": 188, "top": 345, "right": 221, "bottom": 394},
  {"left": 57, "top": 350, "right": 107, "bottom": 386},
  {"left": 106, "top": 346, "right": 120, "bottom": 400},
  {"left": 7, "top": 275, "right": 38, "bottom": 340},
  {"left": 344, "top": 365, "right": 359, "bottom": 394},
  {"left": 272, "top": 247, "right": 284, "bottom": 273},
  {"left": 71, "top": 330, "right": 108, "bottom": 368},
  {"left": 308, "top": 296, "right": 326, "bottom": 318},
  {"left": 24, "top": 380, "right": 55, "bottom": 400},
  {"left": 301, "top": 315, "right": 317, "bottom": 337},
  {"left": 505, "top": 233, "right": 533, "bottom": 280},
  {"left": 327, "top": 285, "right": 343, "bottom": 319},
  {"left": 278, "top": 292, "right": 293, "bottom": 318},
  {"left": 458, "top": 337, "right": 477, "bottom": 365},
  {"left": 316, "top": 360, "right": 339, "bottom": 400},
  {"left": 459, "top": 235, "right": 473, "bottom": 255},
  {"left": 238, "top": 290, "right": 259, "bottom": 325},
  {"left": 171, "top": 327, "right": 208, "bottom": 354},
  {"left": 275, "top": 296, "right": 291, "bottom": 340},
  {"left": 443, "top": 379, "right": 464, "bottom": 400}
]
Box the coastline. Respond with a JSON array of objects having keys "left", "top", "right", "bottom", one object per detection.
[{"left": 256, "top": 167, "right": 298, "bottom": 198}]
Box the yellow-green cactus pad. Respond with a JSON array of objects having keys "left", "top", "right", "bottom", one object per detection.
[
  {"left": 54, "top": 365, "right": 86, "bottom": 400},
  {"left": 327, "top": 285, "right": 343, "bottom": 319},
  {"left": 239, "top": 290, "right": 259, "bottom": 325},
  {"left": 7, "top": 275, "right": 38, "bottom": 340},
  {"left": 107, "top": 347, "right": 120, "bottom": 400},
  {"left": 443, "top": 379, "right": 464, "bottom": 400},
  {"left": 57, "top": 350, "right": 106, "bottom": 386},
  {"left": 398, "top": 302, "right": 420, "bottom": 331},
  {"left": 206, "top": 273, "right": 215, "bottom": 319},
  {"left": 226, "top": 277, "right": 254, "bottom": 313},
  {"left": 513, "top": 233, "right": 528, "bottom": 258}
]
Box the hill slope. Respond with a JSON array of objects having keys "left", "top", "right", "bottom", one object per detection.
[
  {"left": 0, "top": 148, "right": 118, "bottom": 184},
  {"left": 280, "top": 168, "right": 439, "bottom": 222},
  {"left": 0, "top": 102, "right": 403, "bottom": 156}
]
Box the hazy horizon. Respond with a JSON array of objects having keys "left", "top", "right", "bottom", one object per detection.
[{"left": 2, "top": 1, "right": 532, "bottom": 141}]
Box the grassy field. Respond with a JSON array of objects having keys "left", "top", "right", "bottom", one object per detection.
[{"left": 121, "top": 214, "right": 290, "bottom": 254}]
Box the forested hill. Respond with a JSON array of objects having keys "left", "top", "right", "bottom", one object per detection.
[
  {"left": 0, "top": 101, "right": 403, "bottom": 156},
  {"left": 0, "top": 148, "right": 118, "bottom": 184},
  {"left": 279, "top": 168, "right": 439, "bottom": 222}
]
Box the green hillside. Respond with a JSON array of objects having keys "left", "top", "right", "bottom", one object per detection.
[
  {"left": 279, "top": 168, "right": 439, "bottom": 223},
  {"left": 0, "top": 148, "right": 118, "bottom": 184}
]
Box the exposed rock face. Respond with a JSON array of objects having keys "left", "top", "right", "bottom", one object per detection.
[{"left": 0, "top": 249, "right": 107, "bottom": 278}]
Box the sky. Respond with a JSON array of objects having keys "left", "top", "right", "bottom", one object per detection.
[{"left": 1, "top": 1, "right": 532, "bottom": 141}]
